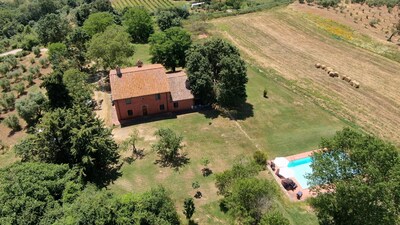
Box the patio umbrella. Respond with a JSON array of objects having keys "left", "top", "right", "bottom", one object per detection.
[
  {"left": 274, "top": 157, "right": 289, "bottom": 168},
  {"left": 278, "top": 167, "right": 295, "bottom": 179}
]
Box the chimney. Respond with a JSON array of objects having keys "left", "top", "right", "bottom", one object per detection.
[
  {"left": 116, "top": 66, "right": 122, "bottom": 77},
  {"left": 136, "top": 60, "right": 143, "bottom": 68}
]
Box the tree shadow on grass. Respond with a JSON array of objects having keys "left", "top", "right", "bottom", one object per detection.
[
  {"left": 188, "top": 219, "right": 199, "bottom": 225},
  {"left": 198, "top": 102, "right": 254, "bottom": 121},
  {"left": 155, "top": 153, "right": 190, "bottom": 171},
  {"left": 123, "top": 149, "right": 146, "bottom": 164}
]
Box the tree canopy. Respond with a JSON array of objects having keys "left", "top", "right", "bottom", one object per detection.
[
  {"left": 36, "top": 13, "right": 69, "bottom": 45},
  {"left": 123, "top": 7, "right": 154, "bottom": 43},
  {"left": 14, "top": 106, "right": 120, "bottom": 186},
  {"left": 0, "top": 162, "right": 81, "bottom": 225},
  {"left": 86, "top": 24, "right": 135, "bottom": 70},
  {"left": 15, "top": 91, "right": 47, "bottom": 127},
  {"left": 186, "top": 38, "right": 248, "bottom": 107},
  {"left": 82, "top": 12, "right": 115, "bottom": 36},
  {"left": 307, "top": 128, "right": 400, "bottom": 225},
  {"left": 149, "top": 27, "right": 191, "bottom": 72}
]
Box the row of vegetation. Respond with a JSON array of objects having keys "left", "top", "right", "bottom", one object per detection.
[{"left": 301, "top": 0, "right": 400, "bottom": 9}]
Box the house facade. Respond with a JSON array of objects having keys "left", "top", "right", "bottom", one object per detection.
[{"left": 110, "top": 64, "right": 194, "bottom": 121}]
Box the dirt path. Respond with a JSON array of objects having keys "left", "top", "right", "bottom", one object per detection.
[
  {"left": 212, "top": 8, "right": 400, "bottom": 145},
  {"left": 0, "top": 49, "right": 22, "bottom": 57}
]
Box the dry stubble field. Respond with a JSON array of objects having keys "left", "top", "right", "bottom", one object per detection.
[{"left": 212, "top": 6, "right": 400, "bottom": 145}]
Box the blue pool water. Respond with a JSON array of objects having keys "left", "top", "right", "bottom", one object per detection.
[{"left": 287, "top": 157, "right": 313, "bottom": 189}]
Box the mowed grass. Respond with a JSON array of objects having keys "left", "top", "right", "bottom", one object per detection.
[
  {"left": 128, "top": 44, "right": 152, "bottom": 65},
  {"left": 236, "top": 66, "right": 346, "bottom": 157},
  {"left": 110, "top": 64, "right": 345, "bottom": 223}
]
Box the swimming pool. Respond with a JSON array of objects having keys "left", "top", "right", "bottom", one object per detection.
[{"left": 287, "top": 156, "right": 313, "bottom": 189}]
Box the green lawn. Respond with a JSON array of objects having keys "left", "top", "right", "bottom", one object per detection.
[
  {"left": 129, "top": 44, "right": 152, "bottom": 65},
  {"left": 109, "top": 64, "right": 346, "bottom": 224}
]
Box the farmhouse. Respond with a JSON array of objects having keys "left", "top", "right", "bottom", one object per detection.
[{"left": 110, "top": 64, "right": 194, "bottom": 121}]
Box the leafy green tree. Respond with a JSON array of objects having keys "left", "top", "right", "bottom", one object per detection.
[
  {"left": 86, "top": 25, "right": 135, "bottom": 70},
  {"left": 41, "top": 71, "right": 72, "bottom": 109},
  {"left": 48, "top": 42, "right": 68, "bottom": 71},
  {"left": 3, "top": 114, "right": 21, "bottom": 131},
  {"left": 226, "top": 0, "right": 244, "bottom": 9},
  {"left": 224, "top": 178, "right": 276, "bottom": 224},
  {"left": 16, "top": 91, "right": 47, "bottom": 127},
  {"left": 14, "top": 106, "right": 120, "bottom": 186},
  {"left": 0, "top": 162, "right": 81, "bottom": 225},
  {"left": 121, "top": 128, "right": 142, "bottom": 158},
  {"left": 66, "top": 28, "right": 90, "bottom": 69},
  {"left": 149, "top": 27, "right": 191, "bottom": 72},
  {"left": 307, "top": 128, "right": 400, "bottom": 225},
  {"left": 0, "top": 78, "right": 11, "bottom": 92},
  {"left": 260, "top": 211, "right": 290, "bottom": 225},
  {"left": 152, "top": 128, "right": 184, "bottom": 165},
  {"left": 156, "top": 10, "right": 182, "bottom": 31},
  {"left": 186, "top": 38, "right": 247, "bottom": 107},
  {"left": 0, "top": 92, "right": 15, "bottom": 111},
  {"left": 123, "top": 7, "right": 154, "bottom": 43},
  {"left": 253, "top": 150, "right": 268, "bottom": 168},
  {"left": 82, "top": 12, "right": 115, "bottom": 36},
  {"left": 14, "top": 82, "right": 25, "bottom": 97},
  {"left": 215, "top": 159, "right": 261, "bottom": 196},
  {"left": 183, "top": 198, "right": 195, "bottom": 220},
  {"left": 36, "top": 13, "right": 69, "bottom": 44},
  {"left": 62, "top": 69, "right": 93, "bottom": 105}
]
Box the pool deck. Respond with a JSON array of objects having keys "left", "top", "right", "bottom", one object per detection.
[{"left": 268, "top": 150, "right": 319, "bottom": 201}]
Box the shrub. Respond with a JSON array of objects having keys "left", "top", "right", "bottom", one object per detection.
[
  {"left": 20, "top": 65, "right": 27, "bottom": 73},
  {"left": 14, "top": 83, "right": 25, "bottom": 96},
  {"left": 0, "top": 63, "right": 9, "bottom": 75},
  {"left": 253, "top": 150, "right": 268, "bottom": 168},
  {"left": 7, "top": 69, "right": 22, "bottom": 82},
  {"left": 39, "top": 58, "right": 49, "bottom": 68},
  {"left": 15, "top": 51, "right": 25, "bottom": 58},
  {"left": 30, "top": 58, "right": 35, "bottom": 64},
  {"left": 29, "top": 66, "right": 40, "bottom": 77},
  {"left": 0, "top": 79, "right": 11, "bottom": 92},
  {"left": 25, "top": 74, "right": 34, "bottom": 86},
  {"left": 4, "top": 56, "right": 17, "bottom": 69},
  {"left": 2, "top": 114, "right": 21, "bottom": 131},
  {"left": 32, "top": 47, "right": 41, "bottom": 57},
  {"left": 0, "top": 93, "right": 16, "bottom": 111}
]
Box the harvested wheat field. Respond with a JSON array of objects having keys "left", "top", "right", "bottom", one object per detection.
[{"left": 211, "top": 7, "right": 400, "bottom": 145}]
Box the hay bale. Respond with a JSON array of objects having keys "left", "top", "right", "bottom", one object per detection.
[
  {"left": 328, "top": 71, "right": 339, "bottom": 77},
  {"left": 344, "top": 76, "right": 352, "bottom": 82},
  {"left": 315, "top": 63, "right": 321, "bottom": 68},
  {"left": 341, "top": 75, "right": 347, "bottom": 80},
  {"left": 321, "top": 65, "right": 327, "bottom": 70},
  {"left": 326, "top": 67, "right": 333, "bottom": 73},
  {"left": 351, "top": 80, "right": 360, "bottom": 88}
]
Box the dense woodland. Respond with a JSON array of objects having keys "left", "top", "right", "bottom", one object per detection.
[{"left": 0, "top": 0, "right": 399, "bottom": 224}]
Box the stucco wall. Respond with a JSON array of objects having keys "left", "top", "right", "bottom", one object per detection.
[{"left": 115, "top": 92, "right": 194, "bottom": 121}]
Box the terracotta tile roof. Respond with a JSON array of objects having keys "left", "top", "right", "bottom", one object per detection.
[
  {"left": 167, "top": 71, "right": 194, "bottom": 101},
  {"left": 109, "top": 64, "right": 170, "bottom": 100}
]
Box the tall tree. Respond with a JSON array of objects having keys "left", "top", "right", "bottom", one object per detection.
[
  {"left": 123, "top": 7, "right": 154, "bottom": 43},
  {"left": 183, "top": 198, "right": 195, "bottom": 220},
  {"left": 307, "top": 128, "right": 400, "bottom": 225},
  {"left": 41, "top": 71, "right": 73, "bottom": 109},
  {"left": 62, "top": 69, "right": 93, "bottom": 105},
  {"left": 0, "top": 162, "right": 81, "bottom": 225},
  {"left": 36, "top": 13, "right": 69, "bottom": 44},
  {"left": 82, "top": 12, "right": 115, "bottom": 36},
  {"left": 86, "top": 25, "right": 135, "bottom": 70},
  {"left": 149, "top": 27, "right": 191, "bottom": 72},
  {"left": 48, "top": 42, "right": 69, "bottom": 71},
  {"left": 186, "top": 38, "right": 248, "bottom": 107},
  {"left": 156, "top": 10, "right": 182, "bottom": 31},
  {"left": 14, "top": 106, "right": 120, "bottom": 186}
]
